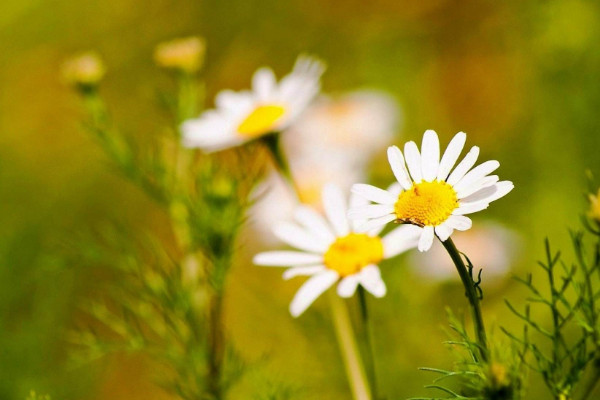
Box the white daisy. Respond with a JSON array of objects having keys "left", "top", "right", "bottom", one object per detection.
[
  {"left": 181, "top": 55, "right": 325, "bottom": 152},
  {"left": 348, "top": 130, "right": 514, "bottom": 252},
  {"left": 253, "top": 183, "right": 422, "bottom": 317}
]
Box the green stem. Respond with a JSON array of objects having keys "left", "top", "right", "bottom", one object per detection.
[
  {"left": 357, "top": 287, "right": 379, "bottom": 399},
  {"left": 261, "top": 133, "right": 302, "bottom": 197},
  {"left": 206, "top": 286, "right": 225, "bottom": 399},
  {"left": 329, "top": 291, "right": 373, "bottom": 400},
  {"left": 575, "top": 357, "right": 600, "bottom": 400},
  {"left": 441, "top": 238, "right": 489, "bottom": 362}
]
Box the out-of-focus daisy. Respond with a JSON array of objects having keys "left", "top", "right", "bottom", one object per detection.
[
  {"left": 182, "top": 56, "right": 325, "bottom": 152},
  {"left": 253, "top": 184, "right": 421, "bottom": 317},
  {"left": 349, "top": 130, "right": 513, "bottom": 252},
  {"left": 409, "top": 222, "right": 520, "bottom": 282},
  {"left": 249, "top": 152, "right": 366, "bottom": 245},
  {"left": 249, "top": 90, "right": 401, "bottom": 243},
  {"left": 284, "top": 90, "right": 400, "bottom": 164}
]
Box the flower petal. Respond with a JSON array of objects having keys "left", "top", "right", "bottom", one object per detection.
[
  {"left": 446, "top": 215, "right": 472, "bottom": 231},
  {"left": 283, "top": 265, "right": 326, "bottom": 280},
  {"left": 421, "top": 130, "right": 440, "bottom": 182},
  {"left": 418, "top": 225, "right": 435, "bottom": 252},
  {"left": 404, "top": 141, "right": 422, "bottom": 183},
  {"left": 323, "top": 184, "right": 350, "bottom": 236},
  {"left": 351, "top": 183, "right": 396, "bottom": 205},
  {"left": 355, "top": 214, "right": 397, "bottom": 232},
  {"left": 274, "top": 223, "right": 328, "bottom": 253},
  {"left": 447, "top": 146, "right": 480, "bottom": 186},
  {"left": 453, "top": 160, "right": 500, "bottom": 194},
  {"left": 382, "top": 225, "right": 422, "bottom": 258},
  {"left": 348, "top": 204, "right": 395, "bottom": 219},
  {"left": 294, "top": 205, "right": 336, "bottom": 244},
  {"left": 387, "top": 146, "right": 412, "bottom": 189},
  {"left": 359, "top": 265, "right": 386, "bottom": 297},
  {"left": 252, "top": 67, "right": 277, "bottom": 99},
  {"left": 290, "top": 270, "right": 339, "bottom": 317},
  {"left": 435, "top": 222, "right": 454, "bottom": 242},
  {"left": 337, "top": 275, "right": 360, "bottom": 298},
  {"left": 456, "top": 175, "right": 499, "bottom": 199},
  {"left": 253, "top": 251, "right": 323, "bottom": 266},
  {"left": 437, "top": 132, "right": 467, "bottom": 181}
]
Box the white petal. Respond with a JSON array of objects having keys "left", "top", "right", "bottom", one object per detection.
[
  {"left": 359, "top": 265, "right": 386, "bottom": 297},
  {"left": 253, "top": 251, "right": 323, "bottom": 266},
  {"left": 456, "top": 175, "right": 499, "bottom": 199},
  {"left": 404, "top": 141, "right": 422, "bottom": 183},
  {"left": 418, "top": 226, "right": 435, "bottom": 252},
  {"left": 459, "top": 181, "right": 499, "bottom": 203},
  {"left": 382, "top": 225, "right": 423, "bottom": 258},
  {"left": 434, "top": 222, "right": 454, "bottom": 241},
  {"left": 485, "top": 181, "right": 514, "bottom": 203},
  {"left": 453, "top": 202, "right": 489, "bottom": 215},
  {"left": 420, "top": 130, "right": 440, "bottom": 182},
  {"left": 351, "top": 184, "right": 396, "bottom": 205},
  {"left": 387, "top": 146, "right": 412, "bottom": 189},
  {"left": 274, "top": 223, "right": 328, "bottom": 253},
  {"left": 337, "top": 275, "right": 360, "bottom": 298},
  {"left": 290, "top": 271, "right": 339, "bottom": 317},
  {"left": 453, "top": 160, "right": 500, "bottom": 194},
  {"left": 252, "top": 67, "right": 276, "bottom": 99},
  {"left": 348, "top": 204, "right": 395, "bottom": 219},
  {"left": 387, "top": 182, "right": 403, "bottom": 197},
  {"left": 294, "top": 205, "right": 335, "bottom": 244},
  {"left": 437, "top": 132, "right": 466, "bottom": 181},
  {"left": 283, "top": 265, "right": 326, "bottom": 280},
  {"left": 322, "top": 184, "right": 350, "bottom": 236},
  {"left": 446, "top": 146, "right": 480, "bottom": 185},
  {"left": 355, "top": 214, "right": 397, "bottom": 232},
  {"left": 446, "top": 215, "right": 472, "bottom": 231}
]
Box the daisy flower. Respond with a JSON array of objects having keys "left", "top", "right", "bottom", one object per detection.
[
  {"left": 181, "top": 55, "right": 325, "bottom": 152},
  {"left": 253, "top": 183, "right": 422, "bottom": 317},
  {"left": 349, "top": 130, "right": 514, "bottom": 252}
]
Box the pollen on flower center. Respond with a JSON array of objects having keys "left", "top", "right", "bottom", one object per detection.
[
  {"left": 394, "top": 181, "right": 458, "bottom": 227},
  {"left": 323, "top": 233, "right": 383, "bottom": 277},
  {"left": 237, "top": 104, "right": 286, "bottom": 137}
]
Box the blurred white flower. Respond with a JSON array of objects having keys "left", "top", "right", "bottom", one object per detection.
[
  {"left": 254, "top": 184, "right": 421, "bottom": 317},
  {"left": 182, "top": 55, "right": 325, "bottom": 152},
  {"left": 409, "top": 222, "right": 520, "bottom": 282},
  {"left": 284, "top": 90, "right": 400, "bottom": 165},
  {"left": 249, "top": 90, "right": 402, "bottom": 243}
]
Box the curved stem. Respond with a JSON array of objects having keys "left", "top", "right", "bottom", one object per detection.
[
  {"left": 261, "top": 133, "right": 303, "bottom": 197},
  {"left": 329, "top": 291, "right": 373, "bottom": 400},
  {"left": 441, "top": 238, "right": 489, "bottom": 362}
]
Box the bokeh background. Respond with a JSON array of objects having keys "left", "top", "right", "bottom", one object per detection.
[{"left": 2, "top": 0, "right": 600, "bottom": 398}]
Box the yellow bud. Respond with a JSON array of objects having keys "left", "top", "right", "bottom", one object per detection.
[
  {"left": 154, "top": 36, "right": 205, "bottom": 73},
  {"left": 61, "top": 52, "right": 105, "bottom": 88},
  {"left": 589, "top": 189, "right": 600, "bottom": 223},
  {"left": 489, "top": 362, "right": 509, "bottom": 387}
]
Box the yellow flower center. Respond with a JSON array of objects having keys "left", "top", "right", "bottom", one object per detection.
[
  {"left": 394, "top": 181, "right": 458, "bottom": 227},
  {"left": 323, "top": 233, "right": 384, "bottom": 277},
  {"left": 237, "top": 104, "right": 286, "bottom": 137}
]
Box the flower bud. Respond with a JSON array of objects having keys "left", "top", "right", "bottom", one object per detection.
[
  {"left": 154, "top": 36, "right": 205, "bottom": 73},
  {"left": 61, "top": 52, "right": 105, "bottom": 90}
]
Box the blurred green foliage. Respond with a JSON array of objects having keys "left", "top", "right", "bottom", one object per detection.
[{"left": 2, "top": 0, "right": 600, "bottom": 399}]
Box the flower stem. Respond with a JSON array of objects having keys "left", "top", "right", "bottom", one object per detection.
[
  {"left": 261, "top": 133, "right": 302, "bottom": 197},
  {"left": 357, "top": 286, "right": 379, "bottom": 399},
  {"left": 207, "top": 286, "right": 225, "bottom": 399},
  {"left": 574, "top": 357, "right": 600, "bottom": 400},
  {"left": 441, "top": 238, "right": 489, "bottom": 362},
  {"left": 329, "top": 290, "right": 373, "bottom": 400}
]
